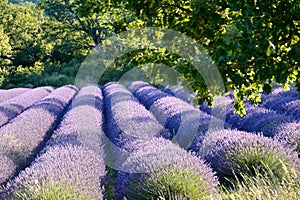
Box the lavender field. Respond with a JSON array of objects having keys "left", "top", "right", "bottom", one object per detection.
[{"left": 0, "top": 82, "right": 299, "bottom": 200}]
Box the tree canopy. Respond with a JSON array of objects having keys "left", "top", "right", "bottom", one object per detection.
[{"left": 0, "top": 0, "right": 299, "bottom": 114}]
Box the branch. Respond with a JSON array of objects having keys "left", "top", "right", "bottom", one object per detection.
[
  {"left": 0, "top": 55, "right": 14, "bottom": 61},
  {"left": 68, "top": 7, "right": 89, "bottom": 33},
  {"left": 160, "top": 3, "right": 192, "bottom": 14}
]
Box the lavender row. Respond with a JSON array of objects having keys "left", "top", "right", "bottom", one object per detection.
[
  {"left": 115, "top": 135, "right": 219, "bottom": 199},
  {"left": 190, "top": 129, "right": 300, "bottom": 185},
  {"left": 0, "top": 85, "right": 77, "bottom": 185},
  {"left": 201, "top": 97, "right": 285, "bottom": 135},
  {"left": 262, "top": 97, "right": 300, "bottom": 122},
  {"left": 161, "top": 84, "right": 194, "bottom": 103},
  {"left": 103, "top": 82, "right": 170, "bottom": 147},
  {"left": 5, "top": 85, "right": 106, "bottom": 199},
  {"left": 0, "top": 87, "right": 53, "bottom": 128},
  {"left": 227, "top": 105, "right": 300, "bottom": 153},
  {"left": 261, "top": 87, "right": 300, "bottom": 103},
  {"left": 260, "top": 87, "right": 300, "bottom": 121},
  {"left": 128, "top": 81, "right": 223, "bottom": 149},
  {"left": 0, "top": 88, "right": 31, "bottom": 103}
]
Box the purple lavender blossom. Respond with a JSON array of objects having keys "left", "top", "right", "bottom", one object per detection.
[
  {"left": 161, "top": 86, "right": 175, "bottom": 96},
  {"left": 46, "top": 85, "right": 105, "bottom": 155},
  {"left": 0, "top": 85, "right": 77, "bottom": 185},
  {"left": 281, "top": 100, "right": 300, "bottom": 122},
  {"left": 0, "top": 87, "right": 53, "bottom": 128},
  {"left": 0, "top": 88, "right": 31, "bottom": 103},
  {"left": 224, "top": 104, "right": 294, "bottom": 138},
  {"left": 4, "top": 85, "right": 106, "bottom": 199},
  {"left": 115, "top": 137, "right": 219, "bottom": 200},
  {"left": 262, "top": 96, "right": 298, "bottom": 113},
  {"left": 203, "top": 129, "right": 300, "bottom": 185},
  {"left": 268, "top": 87, "right": 299, "bottom": 99},
  {"left": 127, "top": 81, "right": 151, "bottom": 94},
  {"left": 103, "top": 82, "right": 169, "bottom": 147},
  {"left": 9, "top": 145, "right": 106, "bottom": 200},
  {"left": 161, "top": 85, "right": 195, "bottom": 103},
  {"left": 128, "top": 82, "right": 222, "bottom": 149},
  {"left": 128, "top": 81, "right": 170, "bottom": 109},
  {"left": 274, "top": 122, "right": 300, "bottom": 155}
]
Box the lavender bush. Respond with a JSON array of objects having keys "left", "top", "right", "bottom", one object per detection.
[
  {"left": 274, "top": 122, "right": 300, "bottom": 156},
  {"left": 126, "top": 81, "right": 151, "bottom": 94},
  {"left": 202, "top": 130, "right": 300, "bottom": 185},
  {"left": 0, "top": 85, "right": 77, "bottom": 185},
  {"left": 261, "top": 87, "right": 300, "bottom": 103},
  {"left": 3, "top": 85, "right": 106, "bottom": 199},
  {"left": 162, "top": 84, "right": 195, "bottom": 103},
  {"left": 46, "top": 85, "right": 105, "bottom": 155},
  {"left": 128, "top": 81, "right": 170, "bottom": 109},
  {"left": 281, "top": 100, "right": 300, "bottom": 122},
  {"left": 115, "top": 137, "right": 219, "bottom": 200},
  {"left": 261, "top": 96, "right": 298, "bottom": 113},
  {"left": 103, "top": 82, "right": 169, "bottom": 147},
  {"left": 9, "top": 145, "right": 106, "bottom": 200},
  {"left": 0, "top": 88, "right": 31, "bottom": 103},
  {"left": 0, "top": 87, "right": 53, "bottom": 128},
  {"left": 128, "top": 81, "right": 222, "bottom": 149}
]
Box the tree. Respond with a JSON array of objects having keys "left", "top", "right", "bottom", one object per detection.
[{"left": 74, "top": 0, "right": 300, "bottom": 114}]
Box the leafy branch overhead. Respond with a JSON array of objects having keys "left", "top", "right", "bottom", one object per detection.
[{"left": 1, "top": 0, "right": 300, "bottom": 115}]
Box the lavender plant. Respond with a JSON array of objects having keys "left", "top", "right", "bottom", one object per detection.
[
  {"left": 274, "top": 122, "right": 300, "bottom": 156},
  {"left": 262, "top": 96, "right": 298, "bottom": 114},
  {"left": 0, "top": 88, "right": 31, "bottom": 103},
  {"left": 128, "top": 81, "right": 221, "bottom": 149},
  {"left": 202, "top": 130, "right": 300, "bottom": 185},
  {"left": 0, "top": 85, "right": 77, "bottom": 185},
  {"left": 0, "top": 87, "right": 53, "bottom": 127},
  {"left": 46, "top": 85, "right": 105, "bottom": 155},
  {"left": 115, "top": 137, "right": 220, "bottom": 200},
  {"left": 4, "top": 85, "right": 106, "bottom": 200},
  {"left": 281, "top": 100, "right": 300, "bottom": 122},
  {"left": 9, "top": 145, "right": 106, "bottom": 200},
  {"left": 161, "top": 85, "right": 195, "bottom": 103},
  {"left": 103, "top": 82, "right": 169, "bottom": 147}
]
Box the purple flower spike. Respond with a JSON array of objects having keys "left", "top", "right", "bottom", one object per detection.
[
  {"left": 0, "top": 88, "right": 31, "bottom": 103},
  {"left": 203, "top": 129, "right": 300, "bottom": 185},
  {"left": 103, "top": 82, "right": 169, "bottom": 147},
  {"left": 0, "top": 85, "right": 77, "bottom": 185},
  {"left": 0, "top": 87, "right": 53, "bottom": 128},
  {"left": 3, "top": 85, "right": 106, "bottom": 199},
  {"left": 115, "top": 137, "right": 219, "bottom": 200}
]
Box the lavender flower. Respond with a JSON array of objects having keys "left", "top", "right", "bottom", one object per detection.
[
  {"left": 262, "top": 96, "right": 298, "bottom": 114},
  {"left": 9, "top": 145, "right": 106, "bottom": 200},
  {"left": 274, "top": 122, "right": 300, "bottom": 155},
  {"left": 127, "top": 81, "right": 151, "bottom": 94},
  {"left": 103, "top": 82, "right": 169, "bottom": 147},
  {"left": 0, "top": 85, "right": 77, "bottom": 185},
  {"left": 0, "top": 88, "right": 31, "bottom": 103},
  {"left": 115, "top": 137, "right": 219, "bottom": 200},
  {"left": 46, "top": 85, "right": 105, "bottom": 155},
  {"left": 4, "top": 85, "right": 106, "bottom": 199},
  {"left": 203, "top": 130, "right": 300, "bottom": 185},
  {"left": 162, "top": 85, "right": 195, "bottom": 103},
  {"left": 128, "top": 82, "right": 222, "bottom": 149},
  {"left": 128, "top": 81, "right": 170, "bottom": 109},
  {"left": 282, "top": 100, "right": 300, "bottom": 122},
  {"left": 0, "top": 87, "right": 53, "bottom": 128}
]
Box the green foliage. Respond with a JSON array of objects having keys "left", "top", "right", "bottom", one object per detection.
[
  {"left": 127, "top": 166, "right": 219, "bottom": 200},
  {"left": 9, "top": 0, "right": 40, "bottom": 4},
  {"left": 13, "top": 181, "right": 88, "bottom": 200},
  {"left": 75, "top": 0, "right": 300, "bottom": 113},
  {"left": 222, "top": 167, "right": 300, "bottom": 200},
  {"left": 1, "top": 0, "right": 299, "bottom": 113}
]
